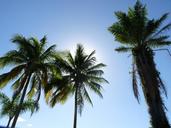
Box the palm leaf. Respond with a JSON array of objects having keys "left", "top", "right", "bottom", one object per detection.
[
  {"left": 0, "top": 50, "right": 26, "bottom": 68},
  {"left": 40, "top": 36, "right": 47, "bottom": 51},
  {"left": 11, "top": 34, "right": 35, "bottom": 58},
  {"left": 50, "top": 85, "right": 72, "bottom": 107},
  {"left": 82, "top": 87, "right": 93, "bottom": 106},
  {"left": 132, "top": 60, "right": 140, "bottom": 103},
  {"left": 67, "top": 52, "right": 75, "bottom": 68},
  {"left": 87, "top": 70, "right": 104, "bottom": 76},
  {"left": 146, "top": 35, "right": 171, "bottom": 48},
  {"left": 86, "top": 81, "right": 103, "bottom": 98},
  {"left": 115, "top": 46, "right": 132, "bottom": 53},
  {"left": 153, "top": 23, "right": 171, "bottom": 37},
  {"left": 12, "top": 74, "right": 27, "bottom": 100},
  {"left": 144, "top": 13, "right": 170, "bottom": 40},
  {"left": 0, "top": 93, "right": 10, "bottom": 104},
  {"left": 40, "top": 45, "right": 56, "bottom": 60},
  {"left": 87, "top": 63, "right": 106, "bottom": 71},
  {"left": 0, "top": 65, "right": 25, "bottom": 88},
  {"left": 21, "top": 99, "right": 39, "bottom": 116}
]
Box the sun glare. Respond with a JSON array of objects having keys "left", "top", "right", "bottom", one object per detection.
[{"left": 62, "top": 37, "right": 105, "bottom": 63}]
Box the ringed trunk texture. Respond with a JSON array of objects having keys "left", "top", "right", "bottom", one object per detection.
[
  {"left": 11, "top": 74, "right": 31, "bottom": 128},
  {"left": 73, "top": 87, "right": 78, "bottom": 128},
  {"left": 134, "top": 48, "right": 170, "bottom": 128}
]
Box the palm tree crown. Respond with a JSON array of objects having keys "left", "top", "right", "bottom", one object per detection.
[
  {"left": 108, "top": 1, "right": 171, "bottom": 128},
  {"left": 0, "top": 35, "right": 60, "bottom": 127},
  {"left": 109, "top": 1, "right": 171, "bottom": 52},
  {"left": 48, "top": 44, "right": 108, "bottom": 128},
  {"left": 0, "top": 92, "right": 39, "bottom": 127}
]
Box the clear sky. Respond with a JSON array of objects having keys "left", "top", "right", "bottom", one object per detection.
[{"left": 0, "top": 0, "right": 171, "bottom": 128}]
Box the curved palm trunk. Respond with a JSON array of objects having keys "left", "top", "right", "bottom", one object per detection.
[
  {"left": 73, "top": 87, "right": 78, "bottom": 128},
  {"left": 6, "top": 116, "right": 13, "bottom": 127},
  {"left": 11, "top": 74, "right": 31, "bottom": 128},
  {"left": 134, "top": 48, "right": 170, "bottom": 128}
]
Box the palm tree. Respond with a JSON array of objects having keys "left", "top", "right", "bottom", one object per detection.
[
  {"left": 0, "top": 35, "right": 60, "bottom": 127},
  {"left": 48, "top": 44, "right": 108, "bottom": 128},
  {"left": 108, "top": 1, "right": 171, "bottom": 128},
  {"left": 0, "top": 92, "right": 39, "bottom": 127}
]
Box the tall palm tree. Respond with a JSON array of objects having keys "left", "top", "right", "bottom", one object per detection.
[
  {"left": 48, "top": 44, "right": 108, "bottom": 128},
  {"left": 108, "top": 1, "right": 171, "bottom": 128},
  {"left": 0, "top": 35, "right": 60, "bottom": 127},
  {"left": 0, "top": 92, "right": 39, "bottom": 127}
]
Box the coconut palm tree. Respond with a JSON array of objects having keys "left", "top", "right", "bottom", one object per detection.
[
  {"left": 0, "top": 92, "right": 39, "bottom": 127},
  {"left": 0, "top": 35, "right": 60, "bottom": 127},
  {"left": 108, "top": 1, "right": 171, "bottom": 128},
  {"left": 48, "top": 44, "right": 108, "bottom": 128}
]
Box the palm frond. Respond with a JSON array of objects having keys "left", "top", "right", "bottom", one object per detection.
[
  {"left": 108, "top": 22, "right": 132, "bottom": 45},
  {"left": 40, "top": 36, "right": 47, "bottom": 51},
  {"left": 132, "top": 60, "right": 140, "bottom": 103},
  {"left": 0, "top": 102, "right": 14, "bottom": 117},
  {"left": 67, "top": 52, "right": 75, "bottom": 68},
  {"left": 56, "top": 57, "right": 74, "bottom": 73},
  {"left": 27, "top": 87, "right": 37, "bottom": 99},
  {"left": 75, "top": 44, "right": 87, "bottom": 67},
  {"left": 0, "top": 93, "right": 20, "bottom": 118},
  {"left": 11, "top": 34, "right": 35, "bottom": 57},
  {"left": 144, "top": 13, "right": 170, "bottom": 40},
  {"left": 87, "top": 63, "right": 106, "bottom": 71},
  {"left": 86, "top": 50, "right": 96, "bottom": 61},
  {"left": 12, "top": 75, "right": 27, "bottom": 100},
  {"left": 40, "top": 45, "right": 56, "bottom": 60},
  {"left": 87, "top": 75, "right": 109, "bottom": 84},
  {"left": 83, "top": 55, "right": 96, "bottom": 69},
  {"left": 49, "top": 44, "right": 107, "bottom": 116},
  {"left": 50, "top": 84, "right": 72, "bottom": 107},
  {"left": 11, "top": 73, "right": 25, "bottom": 90},
  {"left": 156, "top": 13, "right": 169, "bottom": 27},
  {"left": 82, "top": 87, "right": 93, "bottom": 106},
  {"left": 0, "top": 50, "right": 26, "bottom": 68},
  {"left": 147, "top": 36, "right": 171, "bottom": 48},
  {"left": 115, "top": 46, "right": 132, "bottom": 53},
  {"left": 29, "top": 37, "right": 41, "bottom": 56},
  {"left": 21, "top": 100, "right": 39, "bottom": 116},
  {"left": 87, "top": 69, "right": 104, "bottom": 76},
  {"left": 0, "top": 65, "right": 25, "bottom": 88},
  {"left": 0, "top": 93, "right": 10, "bottom": 104},
  {"left": 35, "top": 84, "right": 41, "bottom": 104},
  {"left": 86, "top": 81, "right": 103, "bottom": 98},
  {"left": 27, "top": 73, "right": 41, "bottom": 100},
  {"left": 158, "top": 76, "right": 167, "bottom": 97},
  {"left": 149, "top": 41, "right": 171, "bottom": 48},
  {"left": 153, "top": 23, "right": 171, "bottom": 37}
]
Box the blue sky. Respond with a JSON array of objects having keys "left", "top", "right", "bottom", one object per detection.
[{"left": 0, "top": 0, "right": 171, "bottom": 128}]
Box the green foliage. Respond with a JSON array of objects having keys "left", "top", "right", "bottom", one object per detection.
[
  {"left": 0, "top": 92, "right": 39, "bottom": 118},
  {"left": 108, "top": 0, "right": 171, "bottom": 102},
  {"left": 108, "top": 1, "right": 171, "bottom": 127},
  {"left": 48, "top": 44, "right": 108, "bottom": 115},
  {"left": 0, "top": 35, "right": 63, "bottom": 127},
  {"left": 109, "top": 1, "right": 171, "bottom": 49},
  {"left": 0, "top": 34, "right": 62, "bottom": 103}
]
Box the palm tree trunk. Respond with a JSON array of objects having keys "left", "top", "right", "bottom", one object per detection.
[
  {"left": 6, "top": 116, "right": 12, "bottom": 127},
  {"left": 11, "top": 74, "right": 31, "bottom": 128},
  {"left": 135, "top": 48, "right": 170, "bottom": 128},
  {"left": 73, "top": 87, "right": 78, "bottom": 128}
]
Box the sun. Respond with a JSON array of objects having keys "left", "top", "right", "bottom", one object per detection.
[{"left": 64, "top": 38, "right": 97, "bottom": 55}]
